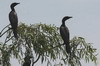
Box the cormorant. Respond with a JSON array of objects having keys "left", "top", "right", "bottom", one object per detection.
[
  {"left": 60, "top": 16, "right": 72, "bottom": 54},
  {"left": 9, "top": 2, "right": 20, "bottom": 39}
]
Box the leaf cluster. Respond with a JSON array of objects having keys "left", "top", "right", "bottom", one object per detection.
[{"left": 0, "top": 23, "right": 98, "bottom": 66}]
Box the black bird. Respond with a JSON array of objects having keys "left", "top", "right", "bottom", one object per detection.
[
  {"left": 9, "top": 2, "right": 20, "bottom": 39},
  {"left": 60, "top": 16, "right": 72, "bottom": 54}
]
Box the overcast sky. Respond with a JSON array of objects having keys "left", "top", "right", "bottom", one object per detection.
[{"left": 0, "top": 0, "right": 100, "bottom": 66}]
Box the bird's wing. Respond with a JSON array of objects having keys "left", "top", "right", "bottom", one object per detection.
[
  {"left": 9, "top": 11, "right": 18, "bottom": 29},
  {"left": 9, "top": 11, "right": 18, "bottom": 39},
  {"left": 60, "top": 25, "right": 69, "bottom": 44},
  {"left": 60, "top": 25, "right": 71, "bottom": 54}
]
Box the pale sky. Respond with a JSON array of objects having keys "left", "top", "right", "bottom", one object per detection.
[{"left": 0, "top": 0, "right": 100, "bottom": 66}]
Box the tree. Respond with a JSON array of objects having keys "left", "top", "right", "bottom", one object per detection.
[{"left": 0, "top": 23, "right": 98, "bottom": 66}]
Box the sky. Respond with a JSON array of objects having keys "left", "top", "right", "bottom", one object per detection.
[{"left": 0, "top": 0, "right": 100, "bottom": 66}]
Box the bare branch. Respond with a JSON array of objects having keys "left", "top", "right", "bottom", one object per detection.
[
  {"left": 4, "top": 36, "right": 13, "bottom": 44},
  {"left": 32, "top": 54, "right": 41, "bottom": 66},
  {"left": 0, "top": 28, "right": 11, "bottom": 37},
  {"left": 0, "top": 24, "right": 10, "bottom": 35}
]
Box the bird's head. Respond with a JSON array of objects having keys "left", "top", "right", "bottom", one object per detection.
[
  {"left": 10, "top": 2, "right": 20, "bottom": 9},
  {"left": 62, "top": 16, "right": 72, "bottom": 23}
]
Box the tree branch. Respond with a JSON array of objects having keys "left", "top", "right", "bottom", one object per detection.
[
  {"left": 4, "top": 36, "right": 13, "bottom": 44},
  {"left": 0, "top": 28, "right": 11, "bottom": 37},
  {"left": 31, "top": 44, "right": 64, "bottom": 66},
  {"left": 32, "top": 54, "right": 41, "bottom": 66},
  {"left": 0, "top": 24, "right": 10, "bottom": 35}
]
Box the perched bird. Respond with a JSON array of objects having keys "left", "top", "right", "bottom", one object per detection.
[
  {"left": 60, "top": 16, "right": 72, "bottom": 54},
  {"left": 23, "top": 56, "right": 31, "bottom": 66},
  {"left": 9, "top": 2, "right": 20, "bottom": 39}
]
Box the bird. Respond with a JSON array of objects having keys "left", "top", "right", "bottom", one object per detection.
[
  {"left": 9, "top": 2, "right": 20, "bottom": 39},
  {"left": 23, "top": 56, "right": 31, "bottom": 66},
  {"left": 60, "top": 16, "right": 72, "bottom": 54}
]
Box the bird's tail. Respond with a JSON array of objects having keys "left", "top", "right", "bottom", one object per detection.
[
  {"left": 65, "top": 42, "right": 71, "bottom": 55},
  {"left": 13, "top": 29, "right": 18, "bottom": 40}
]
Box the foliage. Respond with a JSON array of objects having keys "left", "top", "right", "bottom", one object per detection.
[{"left": 0, "top": 23, "right": 97, "bottom": 66}]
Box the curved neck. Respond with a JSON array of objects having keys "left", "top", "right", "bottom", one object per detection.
[
  {"left": 62, "top": 20, "right": 66, "bottom": 26},
  {"left": 10, "top": 5, "right": 15, "bottom": 11},
  {"left": 11, "top": 7, "right": 15, "bottom": 11}
]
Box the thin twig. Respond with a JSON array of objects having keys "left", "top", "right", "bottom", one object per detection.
[
  {"left": 0, "top": 28, "right": 11, "bottom": 37},
  {"left": 4, "top": 36, "right": 13, "bottom": 44},
  {"left": 3, "top": 36, "right": 13, "bottom": 49},
  {"left": 0, "top": 24, "right": 10, "bottom": 35},
  {"left": 32, "top": 54, "right": 41, "bottom": 66}
]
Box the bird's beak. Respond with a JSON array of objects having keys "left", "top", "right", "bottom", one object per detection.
[
  {"left": 17, "top": 3, "right": 20, "bottom": 5},
  {"left": 69, "top": 16, "right": 72, "bottom": 18}
]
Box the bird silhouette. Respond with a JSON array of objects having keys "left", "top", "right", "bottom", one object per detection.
[
  {"left": 9, "top": 2, "right": 20, "bottom": 39},
  {"left": 60, "top": 16, "right": 72, "bottom": 54}
]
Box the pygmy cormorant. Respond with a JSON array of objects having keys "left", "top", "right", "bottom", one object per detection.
[
  {"left": 60, "top": 16, "right": 72, "bottom": 54},
  {"left": 9, "top": 2, "right": 20, "bottom": 39}
]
